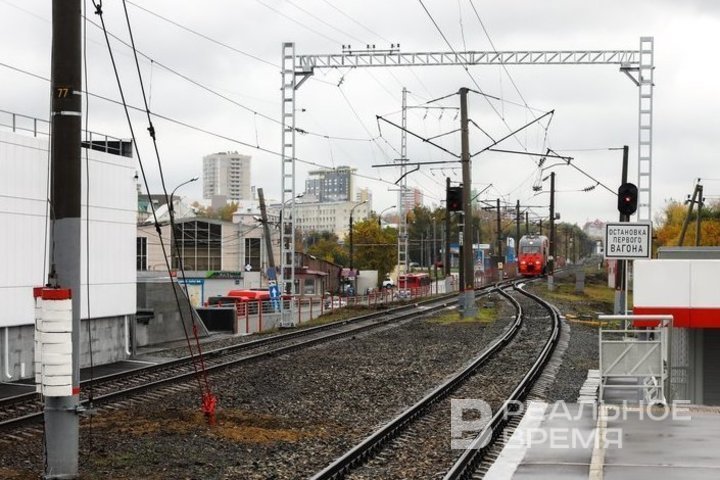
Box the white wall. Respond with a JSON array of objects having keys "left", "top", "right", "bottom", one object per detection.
[{"left": 0, "top": 130, "right": 136, "bottom": 327}]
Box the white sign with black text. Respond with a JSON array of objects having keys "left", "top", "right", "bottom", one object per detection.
[{"left": 604, "top": 222, "right": 651, "bottom": 259}]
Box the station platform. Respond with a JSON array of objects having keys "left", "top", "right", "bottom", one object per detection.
[{"left": 485, "top": 400, "right": 720, "bottom": 479}]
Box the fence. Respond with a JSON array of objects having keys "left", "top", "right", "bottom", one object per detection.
[
  {"left": 598, "top": 314, "right": 671, "bottom": 404},
  {"left": 204, "top": 285, "right": 446, "bottom": 334}
]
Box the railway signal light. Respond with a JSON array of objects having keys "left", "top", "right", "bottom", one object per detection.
[
  {"left": 447, "top": 186, "right": 463, "bottom": 212},
  {"left": 617, "top": 182, "right": 638, "bottom": 216}
]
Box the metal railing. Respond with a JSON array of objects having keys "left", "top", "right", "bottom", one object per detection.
[
  {"left": 204, "top": 285, "right": 448, "bottom": 334},
  {"left": 598, "top": 314, "right": 672, "bottom": 404},
  {"left": 0, "top": 109, "right": 131, "bottom": 156}
]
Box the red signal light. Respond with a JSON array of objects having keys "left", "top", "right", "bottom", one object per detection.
[{"left": 617, "top": 183, "right": 638, "bottom": 216}]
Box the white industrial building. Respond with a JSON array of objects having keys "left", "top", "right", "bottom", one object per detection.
[
  {"left": 269, "top": 199, "right": 371, "bottom": 238},
  {"left": 0, "top": 115, "right": 136, "bottom": 381},
  {"left": 202, "top": 151, "right": 252, "bottom": 201}
]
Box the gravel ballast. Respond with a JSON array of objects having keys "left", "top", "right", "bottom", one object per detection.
[
  {"left": 1, "top": 271, "right": 612, "bottom": 479},
  {"left": 2, "top": 294, "right": 515, "bottom": 479}
]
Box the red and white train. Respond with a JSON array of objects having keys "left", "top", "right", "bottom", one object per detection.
[{"left": 518, "top": 235, "right": 549, "bottom": 276}]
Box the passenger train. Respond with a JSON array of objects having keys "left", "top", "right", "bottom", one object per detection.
[{"left": 518, "top": 235, "right": 549, "bottom": 276}]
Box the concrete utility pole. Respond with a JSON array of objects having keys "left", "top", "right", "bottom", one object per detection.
[
  {"left": 46, "top": 0, "right": 82, "bottom": 476},
  {"left": 257, "top": 190, "right": 276, "bottom": 269},
  {"left": 444, "top": 177, "right": 451, "bottom": 277},
  {"left": 496, "top": 199, "right": 502, "bottom": 261},
  {"left": 679, "top": 181, "right": 703, "bottom": 246},
  {"left": 515, "top": 200, "right": 521, "bottom": 247},
  {"left": 548, "top": 171, "right": 556, "bottom": 288},
  {"left": 695, "top": 184, "right": 704, "bottom": 246},
  {"left": 459, "top": 88, "right": 476, "bottom": 316},
  {"left": 525, "top": 211, "right": 529, "bottom": 235}
]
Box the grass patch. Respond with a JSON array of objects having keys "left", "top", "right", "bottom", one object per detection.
[
  {"left": 428, "top": 301, "right": 498, "bottom": 325},
  {"left": 529, "top": 272, "right": 624, "bottom": 319},
  {"left": 86, "top": 408, "right": 323, "bottom": 445}
]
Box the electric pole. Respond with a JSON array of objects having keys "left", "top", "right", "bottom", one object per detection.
[
  {"left": 459, "top": 88, "right": 476, "bottom": 316},
  {"left": 525, "top": 211, "right": 529, "bottom": 235},
  {"left": 496, "top": 198, "right": 502, "bottom": 262},
  {"left": 614, "top": 145, "right": 630, "bottom": 314},
  {"left": 444, "top": 177, "right": 451, "bottom": 277},
  {"left": 549, "top": 171, "right": 556, "bottom": 288},
  {"left": 515, "top": 200, "right": 521, "bottom": 249},
  {"left": 46, "top": 1, "right": 82, "bottom": 477},
  {"left": 679, "top": 181, "right": 703, "bottom": 246},
  {"left": 695, "top": 184, "right": 704, "bottom": 246}
]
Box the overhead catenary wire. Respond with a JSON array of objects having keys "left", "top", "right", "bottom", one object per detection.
[
  {"left": 91, "top": 0, "right": 216, "bottom": 420},
  {"left": 416, "top": 0, "right": 532, "bottom": 151},
  {"left": 82, "top": 17, "right": 374, "bottom": 143},
  {"left": 254, "top": 0, "right": 341, "bottom": 44},
  {"left": 124, "top": 0, "right": 278, "bottom": 68},
  {"left": 121, "top": 0, "right": 218, "bottom": 420},
  {"left": 0, "top": 61, "right": 405, "bottom": 191},
  {"left": 467, "top": 0, "right": 536, "bottom": 119}
]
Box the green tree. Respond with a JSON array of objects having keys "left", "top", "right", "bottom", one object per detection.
[
  {"left": 189, "top": 201, "right": 238, "bottom": 221},
  {"left": 217, "top": 201, "right": 239, "bottom": 221},
  {"left": 305, "top": 230, "right": 348, "bottom": 265},
  {"left": 654, "top": 199, "right": 720, "bottom": 248},
  {"left": 345, "top": 219, "right": 398, "bottom": 284}
]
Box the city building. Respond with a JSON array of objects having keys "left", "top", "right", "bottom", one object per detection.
[
  {"left": 269, "top": 199, "right": 370, "bottom": 238},
  {"left": 305, "top": 165, "right": 356, "bottom": 202},
  {"left": 356, "top": 187, "right": 372, "bottom": 205},
  {"left": 583, "top": 219, "right": 606, "bottom": 239},
  {"left": 202, "top": 151, "right": 252, "bottom": 201},
  {"left": 401, "top": 187, "right": 424, "bottom": 211}
]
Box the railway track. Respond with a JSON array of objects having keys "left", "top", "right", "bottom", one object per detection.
[
  {"left": 310, "top": 280, "right": 561, "bottom": 480},
  {"left": 0, "top": 283, "right": 507, "bottom": 436}
]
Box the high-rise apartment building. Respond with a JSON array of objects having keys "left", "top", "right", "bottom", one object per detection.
[
  {"left": 305, "top": 165, "right": 356, "bottom": 202},
  {"left": 203, "top": 151, "right": 252, "bottom": 201},
  {"left": 356, "top": 187, "right": 372, "bottom": 205},
  {"left": 401, "top": 187, "right": 423, "bottom": 212}
]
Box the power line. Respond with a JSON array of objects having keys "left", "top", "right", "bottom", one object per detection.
[
  {"left": 254, "top": 0, "right": 341, "bottom": 44},
  {"left": 125, "top": 0, "right": 278, "bottom": 68},
  {"left": 83, "top": 18, "right": 375, "bottom": 143},
  {"left": 318, "top": 0, "right": 393, "bottom": 44},
  {"left": 284, "top": 0, "right": 366, "bottom": 44},
  {"left": 416, "top": 0, "right": 534, "bottom": 151},
  {"left": 337, "top": 85, "right": 397, "bottom": 160},
  {"left": 467, "top": 0, "right": 535, "bottom": 118}
]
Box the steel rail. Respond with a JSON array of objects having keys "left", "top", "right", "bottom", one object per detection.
[
  {"left": 441, "top": 286, "right": 561, "bottom": 480},
  {"left": 0, "top": 283, "right": 509, "bottom": 431},
  {"left": 309, "top": 284, "right": 524, "bottom": 480},
  {"left": 0, "top": 289, "right": 463, "bottom": 411}
]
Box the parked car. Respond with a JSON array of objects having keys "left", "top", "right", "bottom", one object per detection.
[{"left": 382, "top": 277, "right": 395, "bottom": 288}]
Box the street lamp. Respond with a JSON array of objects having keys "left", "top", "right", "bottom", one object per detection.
[
  {"left": 349, "top": 200, "right": 367, "bottom": 294},
  {"left": 168, "top": 176, "right": 198, "bottom": 272},
  {"left": 169, "top": 176, "right": 199, "bottom": 219},
  {"left": 377, "top": 205, "right": 396, "bottom": 226}
]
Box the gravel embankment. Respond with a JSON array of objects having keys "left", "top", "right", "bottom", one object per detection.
[
  {"left": 1, "top": 272, "right": 611, "bottom": 480},
  {"left": 2, "top": 294, "right": 514, "bottom": 480},
  {"left": 525, "top": 268, "right": 612, "bottom": 403},
  {"left": 346, "top": 290, "right": 555, "bottom": 480}
]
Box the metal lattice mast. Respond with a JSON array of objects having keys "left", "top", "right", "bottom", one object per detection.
[
  {"left": 397, "top": 87, "right": 409, "bottom": 279},
  {"left": 281, "top": 40, "right": 652, "bottom": 299},
  {"left": 637, "top": 37, "right": 654, "bottom": 223},
  {"left": 280, "top": 42, "right": 297, "bottom": 325}
]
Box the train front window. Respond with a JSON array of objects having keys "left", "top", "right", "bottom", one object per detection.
[{"left": 521, "top": 246, "right": 540, "bottom": 254}]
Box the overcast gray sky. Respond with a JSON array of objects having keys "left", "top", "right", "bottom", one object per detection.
[{"left": 2, "top": 0, "right": 719, "bottom": 226}]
